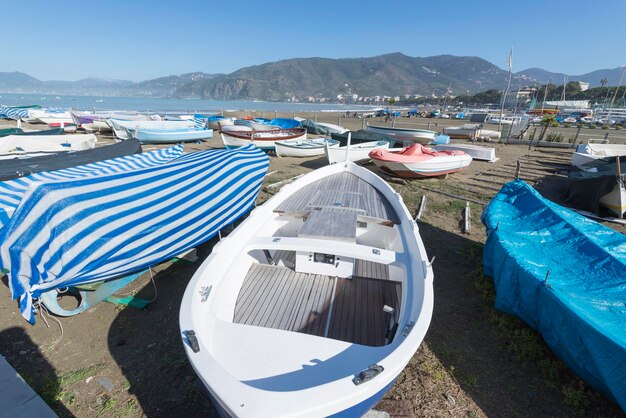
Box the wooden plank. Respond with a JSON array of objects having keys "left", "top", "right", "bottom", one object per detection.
[
  {"left": 236, "top": 265, "right": 277, "bottom": 324},
  {"left": 299, "top": 208, "right": 358, "bottom": 241},
  {"left": 269, "top": 270, "right": 301, "bottom": 329}
]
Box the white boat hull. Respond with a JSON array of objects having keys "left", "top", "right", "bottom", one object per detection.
[
  {"left": 275, "top": 139, "right": 338, "bottom": 157},
  {"left": 433, "top": 143, "right": 497, "bottom": 162},
  {"left": 367, "top": 125, "right": 437, "bottom": 145},
  {"left": 325, "top": 141, "right": 390, "bottom": 164},
  {"left": 372, "top": 153, "right": 473, "bottom": 178},
  {"left": 108, "top": 119, "right": 194, "bottom": 140},
  {"left": 0, "top": 134, "right": 97, "bottom": 159},
  {"left": 179, "top": 162, "right": 434, "bottom": 417},
  {"left": 599, "top": 183, "right": 626, "bottom": 216},
  {"left": 572, "top": 143, "right": 626, "bottom": 168}
]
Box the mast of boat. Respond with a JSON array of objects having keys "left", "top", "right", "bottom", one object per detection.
[
  {"left": 540, "top": 82, "right": 549, "bottom": 115},
  {"left": 498, "top": 48, "right": 513, "bottom": 134},
  {"left": 607, "top": 67, "right": 626, "bottom": 122},
  {"left": 344, "top": 132, "right": 352, "bottom": 166}
]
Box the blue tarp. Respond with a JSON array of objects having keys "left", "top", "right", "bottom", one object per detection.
[
  {"left": 267, "top": 118, "right": 301, "bottom": 129},
  {"left": 1, "top": 145, "right": 269, "bottom": 323},
  {"left": 482, "top": 180, "right": 626, "bottom": 411}
]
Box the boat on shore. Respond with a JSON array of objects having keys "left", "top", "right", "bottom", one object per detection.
[
  {"left": 0, "top": 138, "right": 142, "bottom": 182},
  {"left": 275, "top": 138, "right": 339, "bottom": 157},
  {"left": 0, "top": 127, "right": 65, "bottom": 137},
  {"left": 571, "top": 141, "right": 626, "bottom": 168},
  {"left": 108, "top": 118, "right": 195, "bottom": 140},
  {"left": 129, "top": 127, "right": 214, "bottom": 144},
  {"left": 0, "top": 134, "right": 97, "bottom": 159},
  {"left": 433, "top": 143, "right": 497, "bottom": 162},
  {"left": 180, "top": 160, "right": 434, "bottom": 417},
  {"left": 221, "top": 126, "right": 307, "bottom": 150},
  {"left": 366, "top": 124, "right": 437, "bottom": 145},
  {"left": 369, "top": 144, "right": 472, "bottom": 178},
  {"left": 325, "top": 140, "right": 391, "bottom": 164},
  {"left": 1, "top": 144, "right": 269, "bottom": 323},
  {"left": 482, "top": 180, "right": 626, "bottom": 411}
]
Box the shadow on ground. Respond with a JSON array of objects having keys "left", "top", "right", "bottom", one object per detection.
[
  {"left": 107, "top": 237, "right": 219, "bottom": 417},
  {"left": 0, "top": 326, "right": 74, "bottom": 417},
  {"left": 417, "top": 221, "right": 623, "bottom": 417}
]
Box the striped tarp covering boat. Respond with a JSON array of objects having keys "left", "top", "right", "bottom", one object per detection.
[
  {"left": 0, "top": 144, "right": 184, "bottom": 231},
  {"left": 1, "top": 144, "right": 269, "bottom": 323},
  {"left": 0, "top": 106, "right": 30, "bottom": 120}
]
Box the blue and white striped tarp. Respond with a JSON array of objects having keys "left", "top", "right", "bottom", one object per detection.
[
  {"left": 0, "top": 106, "right": 30, "bottom": 120},
  {"left": 1, "top": 144, "right": 269, "bottom": 323},
  {"left": 193, "top": 116, "right": 207, "bottom": 129},
  {"left": 0, "top": 145, "right": 184, "bottom": 230}
]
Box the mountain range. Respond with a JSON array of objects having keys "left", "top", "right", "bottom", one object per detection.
[{"left": 1, "top": 53, "right": 624, "bottom": 101}]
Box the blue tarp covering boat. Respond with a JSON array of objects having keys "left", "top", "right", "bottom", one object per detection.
[
  {"left": 0, "top": 144, "right": 269, "bottom": 323},
  {"left": 267, "top": 118, "right": 301, "bottom": 129},
  {"left": 482, "top": 180, "right": 626, "bottom": 411}
]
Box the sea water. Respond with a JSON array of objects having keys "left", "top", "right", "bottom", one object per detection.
[{"left": 0, "top": 93, "right": 378, "bottom": 114}]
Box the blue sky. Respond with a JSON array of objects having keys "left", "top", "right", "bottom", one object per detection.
[{"left": 3, "top": 0, "right": 624, "bottom": 81}]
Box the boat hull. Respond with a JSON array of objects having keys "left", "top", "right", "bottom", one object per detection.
[
  {"left": 367, "top": 125, "right": 436, "bottom": 145},
  {"left": 325, "top": 141, "right": 390, "bottom": 164},
  {"left": 221, "top": 128, "right": 307, "bottom": 150},
  {"left": 482, "top": 180, "right": 626, "bottom": 411},
  {"left": 371, "top": 154, "right": 472, "bottom": 178},
  {"left": 275, "top": 138, "right": 338, "bottom": 157},
  {"left": 179, "top": 162, "right": 434, "bottom": 417},
  {"left": 132, "top": 128, "right": 214, "bottom": 144},
  {"left": 433, "top": 143, "right": 497, "bottom": 162}
]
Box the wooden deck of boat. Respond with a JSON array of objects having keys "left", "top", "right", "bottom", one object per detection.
[
  {"left": 274, "top": 171, "right": 400, "bottom": 223},
  {"left": 233, "top": 263, "right": 401, "bottom": 346}
]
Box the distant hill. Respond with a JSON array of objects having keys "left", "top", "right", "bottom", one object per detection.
[
  {"left": 0, "top": 71, "right": 220, "bottom": 97},
  {"left": 515, "top": 66, "right": 626, "bottom": 87},
  {"left": 177, "top": 53, "right": 513, "bottom": 100},
  {"left": 1, "top": 54, "right": 624, "bottom": 101}
]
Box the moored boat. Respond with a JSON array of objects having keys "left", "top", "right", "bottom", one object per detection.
[
  {"left": 482, "top": 180, "right": 626, "bottom": 411},
  {"left": 130, "top": 127, "right": 214, "bottom": 144},
  {"left": 221, "top": 126, "right": 307, "bottom": 150},
  {"left": 0, "top": 134, "right": 97, "bottom": 159},
  {"left": 108, "top": 118, "right": 195, "bottom": 140},
  {"left": 1, "top": 144, "right": 269, "bottom": 323},
  {"left": 433, "top": 143, "right": 497, "bottom": 162},
  {"left": 0, "top": 138, "right": 142, "bottom": 182},
  {"left": 369, "top": 144, "right": 472, "bottom": 178},
  {"left": 325, "top": 140, "right": 391, "bottom": 164},
  {"left": 275, "top": 138, "right": 339, "bottom": 157},
  {"left": 571, "top": 141, "right": 626, "bottom": 168},
  {"left": 366, "top": 124, "right": 437, "bottom": 145},
  {"left": 179, "top": 160, "right": 434, "bottom": 417}
]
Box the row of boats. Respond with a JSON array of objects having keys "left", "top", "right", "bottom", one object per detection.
[{"left": 1, "top": 105, "right": 625, "bottom": 414}]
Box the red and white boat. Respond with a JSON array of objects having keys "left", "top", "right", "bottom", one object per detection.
[{"left": 369, "top": 144, "right": 472, "bottom": 178}]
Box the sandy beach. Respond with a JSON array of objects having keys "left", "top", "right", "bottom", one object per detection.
[{"left": 0, "top": 112, "right": 624, "bottom": 417}]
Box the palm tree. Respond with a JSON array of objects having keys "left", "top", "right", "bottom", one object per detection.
[
  {"left": 600, "top": 78, "right": 608, "bottom": 87},
  {"left": 538, "top": 114, "right": 559, "bottom": 141}
]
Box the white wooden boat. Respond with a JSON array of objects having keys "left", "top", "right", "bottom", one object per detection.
[
  {"left": 318, "top": 122, "right": 349, "bottom": 134},
  {"left": 37, "top": 116, "right": 75, "bottom": 126},
  {"left": 370, "top": 144, "right": 472, "bottom": 178},
  {"left": 325, "top": 140, "right": 391, "bottom": 164},
  {"left": 130, "top": 127, "right": 214, "bottom": 144},
  {"left": 572, "top": 141, "right": 626, "bottom": 168},
  {"left": 108, "top": 119, "right": 194, "bottom": 140},
  {"left": 180, "top": 161, "right": 434, "bottom": 417},
  {"left": 433, "top": 143, "right": 497, "bottom": 162},
  {"left": 366, "top": 124, "right": 437, "bottom": 145},
  {"left": 442, "top": 123, "right": 481, "bottom": 139},
  {"left": 275, "top": 138, "right": 339, "bottom": 157},
  {"left": 599, "top": 182, "right": 626, "bottom": 217},
  {"left": 0, "top": 134, "right": 97, "bottom": 159},
  {"left": 221, "top": 126, "right": 307, "bottom": 150}
]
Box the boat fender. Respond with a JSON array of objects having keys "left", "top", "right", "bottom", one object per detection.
[
  {"left": 186, "top": 330, "right": 200, "bottom": 353},
  {"left": 353, "top": 364, "right": 384, "bottom": 385}
]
